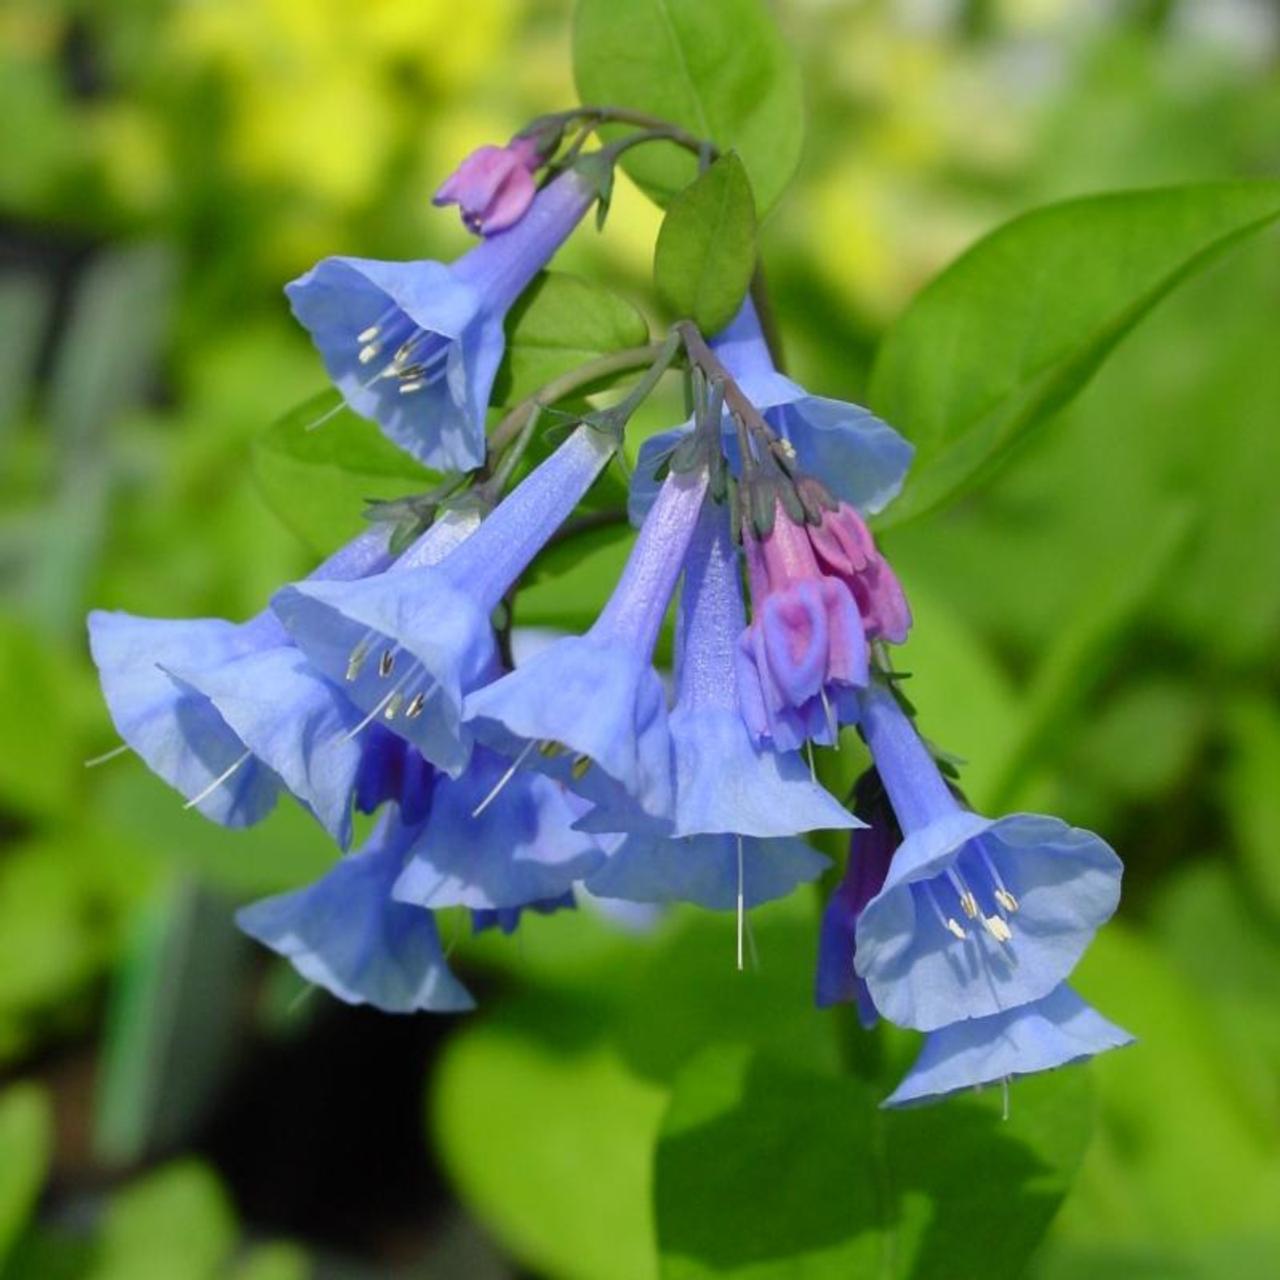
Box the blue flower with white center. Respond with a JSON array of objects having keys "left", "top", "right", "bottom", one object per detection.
[
  {"left": 273, "top": 425, "right": 618, "bottom": 777},
  {"left": 853, "top": 682, "right": 1124, "bottom": 1032},
  {"left": 287, "top": 171, "right": 595, "bottom": 472},
  {"left": 583, "top": 500, "right": 852, "bottom": 911},
  {"left": 236, "top": 808, "right": 473, "bottom": 1014},
  {"left": 882, "top": 984, "right": 1134, "bottom": 1108},
  {"left": 464, "top": 467, "right": 709, "bottom": 826},
  {"left": 471, "top": 891, "right": 576, "bottom": 936},
  {"left": 391, "top": 745, "right": 604, "bottom": 910},
  {"left": 629, "top": 298, "right": 914, "bottom": 522},
  {"left": 169, "top": 508, "right": 479, "bottom": 845},
  {"left": 87, "top": 526, "right": 395, "bottom": 829}
]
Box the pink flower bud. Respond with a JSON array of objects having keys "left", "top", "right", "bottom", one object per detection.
[
  {"left": 808, "top": 503, "right": 912, "bottom": 645},
  {"left": 434, "top": 137, "right": 544, "bottom": 236}
]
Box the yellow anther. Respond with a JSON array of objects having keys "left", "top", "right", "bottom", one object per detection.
[
  {"left": 945, "top": 918, "right": 967, "bottom": 941},
  {"left": 959, "top": 891, "right": 979, "bottom": 919},
  {"left": 983, "top": 916, "right": 1013, "bottom": 943},
  {"left": 538, "top": 740, "right": 564, "bottom": 758},
  {"left": 383, "top": 693, "right": 404, "bottom": 720},
  {"left": 571, "top": 754, "right": 592, "bottom": 780},
  {"left": 405, "top": 692, "right": 426, "bottom": 719},
  {"left": 378, "top": 649, "right": 396, "bottom": 678},
  {"left": 345, "top": 642, "right": 370, "bottom": 682},
  {"left": 995, "top": 888, "right": 1020, "bottom": 913}
]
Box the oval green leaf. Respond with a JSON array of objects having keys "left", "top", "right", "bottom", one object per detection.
[
  {"left": 573, "top": 0, "right": 803, "bottom": 213},
  {"left": 654, "top": 154, "right": 757, "bottom": 334},
  {"left": 871, "top": 180, "right": 1280, "bottom": 526}
]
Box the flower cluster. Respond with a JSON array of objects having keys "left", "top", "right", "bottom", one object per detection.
[{"left": 88, "top": 130, "right": 1130, "bottom": 1107}]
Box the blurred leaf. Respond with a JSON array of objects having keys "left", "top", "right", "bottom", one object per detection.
[
  {"left": 1223, "top": 701, "right": 1280, "bottom": 922},
  {"left": 0, "top": 1084, "right": 52, "bottom": 1269},
  {"left": 90, "top": 1160, "right": 237, "bottom": 1280},
  {"left": 871, "top": 182, "right": 1280, "bottom": 525},
  {"left": 94, "top": 876, "right": 250, "bottom": 1166},
  {"left": 654, "top": 155, "right": 757, "bottom": 333},
  {"left": 231, "top": 1242, "right": 310, "bottom": 1280},
  {"left": 252, "top": 392, "right": 438, "bottom": 556},
  {"left": 572, "top": 0, "right": 804, "bottom": 212},
  {"left": 655, "top": 1044, "right": 1093, "bottom": 1279},
  {"left": 0, "top": 617, "right": 75, "bottom": 819},
  {"left": 434, "top": 1005, "right": 665, "bottom": 1280},
  {"left": 0, "top": 274, "right": 51, "bottom": 440},
  {"left": 495, "top": 271, "right": 650, "bottom": 406},
  {"left": 1058, "top": 926, "right": 1280, "bottom": 1250},
  {"left": 983, "top": 501, "right": 1193, "bottom": 811}
]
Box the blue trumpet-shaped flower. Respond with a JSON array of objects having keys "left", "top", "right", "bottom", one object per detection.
[
  {"left": 288, "top": 171, "right": 595, "bottom": 472},
  {"left": 465, "top": 467, "right": 709, "bottom": 826},
  {"left": 853, "top": 682, "right": 1123, "bottom": 1032},
  {"left": 882, "top": 984, "right": 1134, "bottom": 1108},
  {"left": 630, "top": 298, "right": 913, "bottom": 522},
  {"left": 392, "top": 746, "right": 604, "bottom": 910},
  {"left": 88, "top": 526, "right": 395, "bottom": 830},
  {"left": 584, "top": 501, "right": 848, "bottom": 909},
  {"left": 274, "top": 425, "right": 618, "bottom": 776},
  {"left": 236, "top": 808, "right": 474, "bottom": 1014}
]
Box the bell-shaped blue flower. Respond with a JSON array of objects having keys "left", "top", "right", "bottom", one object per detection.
[
  {"left": 583, "top": 501, "right": 850, "bottom": 910},
  {"left": 87, "top": 526, "right": 394, "bottom": 828},
  {"left": 853, "top": 682, "right": 1123, "bottom": 1032},
  {"left": 630, "top": 298, "right": 913, "bottom": 522},
  {"left": 391, "top": 746, "right": 604, "bottom": 910},
  {"left": 471, "top": 891, "right": 576, "bottom": 936},
  {"left": 288, "top": 172, "right": 595, "bottom": 472},
  {"left": 465, "top": 467, "right": 709, "bottom": 826},
  {"left": 236, "top": 809, "right": 473, "bottom": 1014},
  {"left": 353, "top": 726, "right": 437, "bottom": 826},
  {"left": 274, "top": 426, "right": 617, "bottom": 776},
  {"left": 882, "top": 984, "right": 1134, "bottom": 1108}
]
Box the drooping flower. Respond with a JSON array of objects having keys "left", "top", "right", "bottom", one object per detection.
[
  {"left": 882, "top": 984, "right": 1134, "bottom": 1108},
  {"left": 157, "top": 509, "right": 478, "bottom": 848},
  {"left": 471, "top": 891, "right": 576, "bottom": 936},
  {"left": 814, "top": 771, "right": 897, "bottom": 1026},
  {"left": 353, "top": 726, "right": 437, "bottom": 826},
  {"left": 808, "top": 501, "right": 911, "bottom": 645},
  {"left": 853, "top": 681, "right": 1123, "bottom": 1032},
  {"left": 735, "top": 499, "right": 868, "bottom": 752},
  {"left": 274, "top": 425, "right": 618, "bottom": 777},
  {"left": 584, "top": 499, "right": 851, "bottom": 910},
  {"left": 391, "top": 745, "right": 604, "bottom": 911},
  {"left": 87, "top": 525, "right": 395, "bottom": 830},
  {"left": 236, "top": 808, "right": 473, "bottom": 1014},
  {"left": 433, "top": 137, "right": 545, "bottom": 235},
  {"left": 631, "top": 298, "right": 913, "bottom": 521},
  {"left": 287, "top": 169, "right": 596, "bottom": 472},
  {"left": 465, "top": 467, "right": 710, "bottom": 826}
]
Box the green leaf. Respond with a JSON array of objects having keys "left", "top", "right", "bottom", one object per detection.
[
  {"left": 433, "top": 1002, "right": 666, "bottom": 1280},
  {"left": 1223, "top": 701, "right": 1280, "bottom": 923},
  {"left": 655, "top": 1044, "right": 1094, "bottom": 1280},
  {"left": 94, "top": 876, "right": 251, "bottom": 1167},
  {"left": 495, "top": 271, "right": 650, "bottom": 406},
  {"left": 252, "top": 391, "right": 438, "bottom": 555},
  {"left": 572, "top": 0, "right": 803, "bottom": 213},
  {"left": 870, "top": 181, "right": 1280, "bottom": 525},
  {"left": 514, "top": 520, "right": 633, "bottom": 631},
  {"left": 654, "top": 155, "right": 757, "bottom": 334},
  {"left": 91, "top": 1161, "right": 237, "bottom": 1280},
  {"left": 0, "top": 1084, "right": 52, "bottom": 1268}
]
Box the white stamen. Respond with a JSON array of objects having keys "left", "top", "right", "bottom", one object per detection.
[
  {"left": 84, "top": 743, "right": 130, "bottom": 768},
  {"left": 405, "top": 691, "right": 427, "bottom": 719},
  {"left": 399, "top": 379, "right": 426, "bottom": 395},
  {"left": 383, "top": 692, "right": 405, "bottom": 720},
  {"left": 805, "top": 740, "right": 817, "bottom": 782},
  {"left": 946, "top": 867, "right": 980, "bottom": 919},
  {"left": 736, "top": 834, "right": 745, "bottom": 973},
  {"left": 343, "top": 680, "right": 412, "bottom": 741},
  {"left": 357, "top": 324, "right": 380, "bottom": 344},
  {"left": 819, "top": 686, "right": 838, "bottom": 743},
  {"left": 946, "top": 917, "right": 968, "bottom": 940},
  {"left": 183, "top": 749, "right": 252, "bottom": 810},
  {"left": 378, "top": 648, "right": 396, "bottom": 678},
  {"left": 358, "top": 343, "right": 381, "bottom": 365},
  {"left": 471, "top": 739, "right": 537, "bottom": 818},
  {"left": 995, "top": 888, "right": 1019, "bottom": 913}
]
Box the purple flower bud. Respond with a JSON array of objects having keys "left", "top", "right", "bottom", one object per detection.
[{"left": 433, "top": 137, "right": 544, "bottom": 236}]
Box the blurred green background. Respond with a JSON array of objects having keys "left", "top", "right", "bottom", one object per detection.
[{"left": 1, "top": 0, "right": 1279, "bottom": 1276}]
